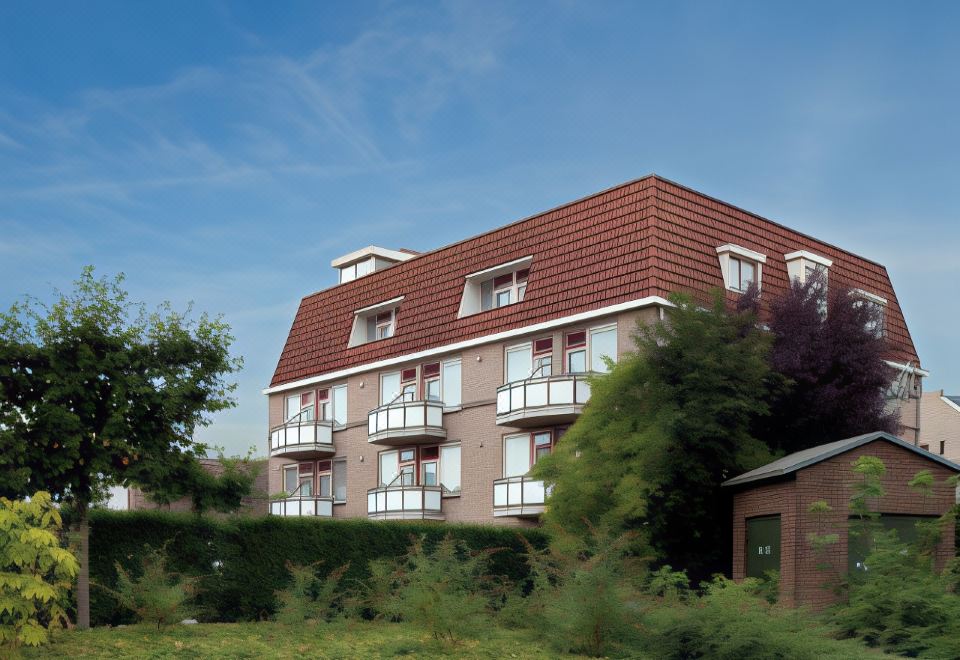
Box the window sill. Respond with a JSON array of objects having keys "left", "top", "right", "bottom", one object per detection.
[
  {"left": 333, "top": 500, "right": 346, "bottom": 506},
  {"left": 442, "top": 405, "right": 462, "bottom": 414},
  {"left": 441, "top": 492, "right": 461, "bottom": 499}
]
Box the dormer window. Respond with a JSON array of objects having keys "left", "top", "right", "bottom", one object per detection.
[
  {"left": 458, "top": 256, "right": 533, "bottom": 317},
  {"left": 332, "top": 246, "right": 417, "bottom": 284},
  {"left": 348, "top": 296, "right": 403, "bottom": 347},
  {"left": 852, "top": 290, "right": 887, "bottom": 337},
  {"left": 716, "top": 244, "right": 766, "bottom": 293},
  {"left": 784, "top": 250, "right": 833, "bottom": 285}
]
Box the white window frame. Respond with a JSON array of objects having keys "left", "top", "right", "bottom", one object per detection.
[
  {"left": 505, "top": 342, "right": 534, "bottom": 383},
  {"left": 332, "top": 458, "right": 347, "bottom": 503},
  {"left": 588, "top": 324, "right": 618, "bottom": 373},
  {"left": 563, "top": 323, "right": 617, "bottom": 374},
  {"left": 716, "top": 244, "right": 766, "bottom": 293},
  {"left": 457, "top": 256, "right": 533, "bottom": 318},
  {"left": 784, "top": 250, "right": 832, "bottom": 285},
  {"left": 347, "top": 297, "right": 404, "bottom": 347},
  {"left": 331, "top": 384, "right": 347, "bottom": 427},
  {"left": 851, "top": 289, "right": 888, "bottom": 337}
]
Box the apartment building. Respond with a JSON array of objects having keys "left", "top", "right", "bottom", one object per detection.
[
  {"left": 263, "top": 175, "right": 924, "bottom": 526},
  {"left": 918, "top": 390, "right": 960, "bottom": 461}
]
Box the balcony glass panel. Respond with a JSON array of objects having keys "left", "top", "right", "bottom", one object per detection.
[
  {"left": 549, "top": 379, "right": 574, "bottom": 405},
  {"left": 526, "top": 381, "right": 548, "bottom": 407}
]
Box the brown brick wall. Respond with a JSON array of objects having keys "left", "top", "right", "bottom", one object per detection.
[
  {"left": 128, "top": 458, "right": 270, "bottom": 515},
  {"left": 732, "top": 440, "right": 956, "bottom": 609},
  {"left": 267, "top": 308, "right": 659, "bottom": 526},
  {"left": 919, "top": 391, "right": 960, "bottom": 462}
]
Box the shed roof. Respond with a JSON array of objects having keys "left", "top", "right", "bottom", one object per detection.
[{"left": 722, "top": 431, "right": 960, "bottom": 488}]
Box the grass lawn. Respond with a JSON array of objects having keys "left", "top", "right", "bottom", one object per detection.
[{"left": 15, "top": 620, "right": 601, "bottom": 659}]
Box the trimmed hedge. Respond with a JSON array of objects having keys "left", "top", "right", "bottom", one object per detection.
[{"left": 84, "top": 510, "right": 547, "bottom": 626}]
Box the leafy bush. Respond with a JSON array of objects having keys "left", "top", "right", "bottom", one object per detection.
[
  {"left": 360, "top": 535, "right": 493, "bottom": 643},
  {"left": 0, "top": 492, "right": 78, "bottom": 649},
  {"left": 106, "top": 544, "right": 196, "bottom": 629},
  {"left": 81, "top": 510, "right": 546, "bottom": 625},
  {"left": 641, "top": 577, "right": 867, "bottom": 659},
  {"left": 274, "top": 561, "right": 348, "bottom": 624}
]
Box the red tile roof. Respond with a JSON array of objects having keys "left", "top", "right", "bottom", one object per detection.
[{"left": 270, "top": 176, "right": 919, "bottom": 387}]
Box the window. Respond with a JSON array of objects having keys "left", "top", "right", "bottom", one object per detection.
[
  {"left": 442, "top": 359, "right": 462, "bottom": 407},
  {"left": 565, "top": 332, "right": 587, "bottom": 374},
  {"left": 348, "top": 297, "right": 404, "bottom": 347},
  {"left": 378, "top": 445, "right": 461, "bottom": 494},
  {"left": 283, "top": 465, "right": 299, "bottom": 495},
  {"left": 728, "top": 256, "right": 756, "bottom": 292},
  {"left": 458, "top": 257, "right": 533, "bottom": 317},
  {"left": 440, "top": 445, "right": 461, "bottom": 494},
  {"left": 333, "top": 459, "right": 347, "bottom": 502},
  {"left": 940, "top": 441, "right": 946, "bottom": 456},
  {"left": 533, "top": 338, "right": 553, "bottom": 377},
  {"left": 285, "top": 391, "right": 314, "bottom": 423},
  {"left": 503, "top": 431, "right": 553, "bottom": 477},
  {"left": 339, "top": 257, "right": 374, "bottom": 283},
  {"left": 297, "top": 463, "right": 314, "bottom": 497},
  {"left": 317, "top": 460, "right": 332, "bottom": 498},
  {"left": 332, "top": 384, "right": 347, "bottom": 426},
  {"left": 589, "top": 325, "right": 617, "bottom": 373},
  {"left": 506, "top": 343, "right": 533, "bottom": 383},
  {"left": 423, "top": 363, "right": 441, "bottom": 401},
  {"left": 716, "top": 244, "right": 766, "bottom": 293},
  {"left": 785, "top": 251, "right": 832, "bottom": 290},
  {"left": 852, "top": 290, "right": 887, "bottom": 338},
  {"left": 381, "top": 359, "right": 462, "bottom": 406},
  {"left": 366, "top": 310, "right": 395, "bottom": 341}
]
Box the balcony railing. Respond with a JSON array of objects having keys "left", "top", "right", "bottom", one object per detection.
[
  {"left": 367, "top": 399, "right": 447, "bottom": 445},
  {"left": 367, "top": 484, "right": 444, "bottom": 520},
  {"left": 495, "top": 373, "right": 591, "bottom": 427},
  {"left": 269, "top": 418, "right": 335, "bottom": 458},
  {"left": 493, "top": 476, "right": 550, "bottom": 517},
  {"left": 270, "top": 496, "right": 335, "bottom": 517}
]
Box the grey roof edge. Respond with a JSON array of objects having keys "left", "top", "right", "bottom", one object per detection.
[{"left": 722, "top": 431, "right": 960, "bottom": 488}]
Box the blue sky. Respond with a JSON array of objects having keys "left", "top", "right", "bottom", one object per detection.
[{"left": 1, "top": 1, "right": 958, "bottom": 457}]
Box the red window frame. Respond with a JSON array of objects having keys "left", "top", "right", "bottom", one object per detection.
[
  {"left": 422, "top": 362, "right": 441, "bottom": 400},
  {"left": 564, "top": 331, "right": 587, "bottom": 374},
  {"left": 533, "top": 337, "right": 553, "bottom": 377}
]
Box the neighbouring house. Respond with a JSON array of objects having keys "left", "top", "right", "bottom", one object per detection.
[
  {"left": 127, "top": 457, "right": 270, "bottom": 515},
  {"left": 264, "top": 175, "right": 925, "bottom": 525},
  {"left": 919, "top": 390, "right": 960, "bottom": 461},
  {"left": 723, "top": 431, "right": 958, "bottom": 609}
]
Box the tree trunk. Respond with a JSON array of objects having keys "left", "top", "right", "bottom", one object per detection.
[{"left": 77, "top": 505, "right": 90, "bottom": 630}]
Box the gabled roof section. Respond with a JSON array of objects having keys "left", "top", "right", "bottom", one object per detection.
[
  {"left": 722, "top": 431, "right": 960, "bottom": 488},
  {"left": 269, "top": 175, "right": 921, "bottom": 389}
]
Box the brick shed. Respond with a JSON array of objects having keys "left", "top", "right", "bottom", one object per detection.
[{"left": 722, "top": 431, "right": 960, "bottom": 609}]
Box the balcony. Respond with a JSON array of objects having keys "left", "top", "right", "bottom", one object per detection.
[
  {"left": 269, "top": 419, "right": 336, "bottom": 459},
  {"left": 367, "top": 399, "right": 447, "bottom": 445},
  {"left": 493, "top": 476, "right": 549, "bottom": 517},
  {"left": 270, "top": 496, "right": 335, "bottom": 517},
  {"left": 495, "top": 374, "right": 591, "bottom": 427},
  {"left": 367, "top": 485, "right": 445, "bottom": 520}
]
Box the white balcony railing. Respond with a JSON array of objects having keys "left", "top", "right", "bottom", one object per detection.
[
  {"left": 367, "top": 399, "right": 446, "bottom": 444},
  {"left": 493, "top": 476, "right": 550, "bottom": 517},
  {"left": 367, "top": 485, "right": 444, "bottom": 520},
  {"left": 270, "top": 496, "right": 335, "bottom": 517},
  {"left": 495, "top": 374, "right": 591, "bottom": 426},
  {"left": 269, "top": 419, "right": 335, "bottom": 457}
]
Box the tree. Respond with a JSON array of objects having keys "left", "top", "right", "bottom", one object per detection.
[
  {"left": 534, "top": 291, "right": 774, "bottom": 582},
  {"left": 0, "top": 267, "right": 241, "bottom": 628},
  {"left": 138, "top": 451, "right": 263, "bottom": 515},
  {"left": 760, "top": 271, "right": 899, "bottom": 455}
]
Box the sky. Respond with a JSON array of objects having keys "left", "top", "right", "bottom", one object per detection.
[{"left": 1, "top": 1, "right": 958, "bottom": 458}]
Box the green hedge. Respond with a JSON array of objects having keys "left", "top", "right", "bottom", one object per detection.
[{"left": 85, "top": 510, "right": 547, "bottom": 626}]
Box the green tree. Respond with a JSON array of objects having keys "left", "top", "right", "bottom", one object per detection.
[
  {"left": 0, "top": 492, "right": 79, "bottom": 649},
  {"left": 0, "top": 267, "right": 241, "bottom": 628},
  {"left": 534, "top": 291, "right": 774, "bottom": 582}
]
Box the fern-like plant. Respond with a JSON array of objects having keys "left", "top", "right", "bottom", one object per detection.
[
  {"left": 107, "top": 544, "right": 196, "bottom": 629},
  {"left": 0, "top": 492, "right": 78, "bottom": 649},
  {"left": 274, "top": 561, "right": 349, "bottom": 625}
]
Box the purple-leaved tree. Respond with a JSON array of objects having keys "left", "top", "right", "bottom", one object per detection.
[{"left": 758, "top": 270, "right": 899, "bottom": 455}]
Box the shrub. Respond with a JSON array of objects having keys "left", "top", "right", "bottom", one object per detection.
[
  {"left": 82, "top": 510, "right": 546, "bottom": 625},
  {"left": 0, "top": 492, "right": 78, "bottom": 649},
  {"left": 361, "top": 535, "right": 493, "bottom": 643},
  {"left": 641, "top": 577, "right": 866, "bottom": 659},
  {"left": 274, "top": 561, "right": 348, "bottom": 624},
  {"left": 106, "top": 544, "right": 197, "bottom": 629}
]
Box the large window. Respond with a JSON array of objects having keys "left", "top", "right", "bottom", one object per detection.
[
  {"left": 285, "top": 391, "right": 314, "bottom": 423},
  {"left": 506, "top": 343, "right": 533, "bottom": 383},
  {"left": 589, "top": 325, "right": 617, "bottom": 373},
  {"left": 481, "top": 269, "right": 529, "bottom": 311},
  {"left": 332, "top": 384, "right": 347, "bottom": 426},
  {"left": 564, "top": 331, "right": 587, "bottom": 373},
  {"left": 565, "top": 325, "right": 617, "bottom": 374},
  {"left": 381, "top": 358, "right": 462, "bottom": 406},
  {"left": 284, "top": 460, "right": 347, "bottom": 502},
  {"left": 503, "top": 431, "right": 553, "bottom": 477},
  {"left": 378, "top": 445, "right": 461, "bottom": 494},
  {"left": 728, "top": 256, "right": 756, "bottom": 292},
  {"left": 333, "top": 459, "right": 347, "bottom": 502},
  {"left": 716, "top": 244, "right": 766, "bottom": 293}
]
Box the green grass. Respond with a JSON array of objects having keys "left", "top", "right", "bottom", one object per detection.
[{"left": 14, "top": 621, "right": 602, "bottom": 659}]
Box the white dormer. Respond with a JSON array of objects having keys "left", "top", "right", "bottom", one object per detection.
[
  {"left": 332, "top": 246, "right": 417, "bottom": 284},
  {"left": 348, "top": 296, "right": 404, "bottom": 347},
  {"left": 784, "top": 250, "right": 833, "bottom": 284},
  {"left": 457, "top": 256, "right": 533, "bottom": 318},
  {"left": 716, "top": 244, "right": 767, "bottom": 293}
]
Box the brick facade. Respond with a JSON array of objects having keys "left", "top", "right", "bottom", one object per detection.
[
  {"left": 919, "top": 391, "right": 960, "bottom": 462},
  {"left": 127, "top": 458, "right": 270, "bottom": 515},
  {"left": 730, "top": 439, "right": 956, "bottom": 609}
]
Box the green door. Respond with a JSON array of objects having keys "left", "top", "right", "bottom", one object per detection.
[{"left": 746, "top": 515, "right": 781, "bottom": 578}]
